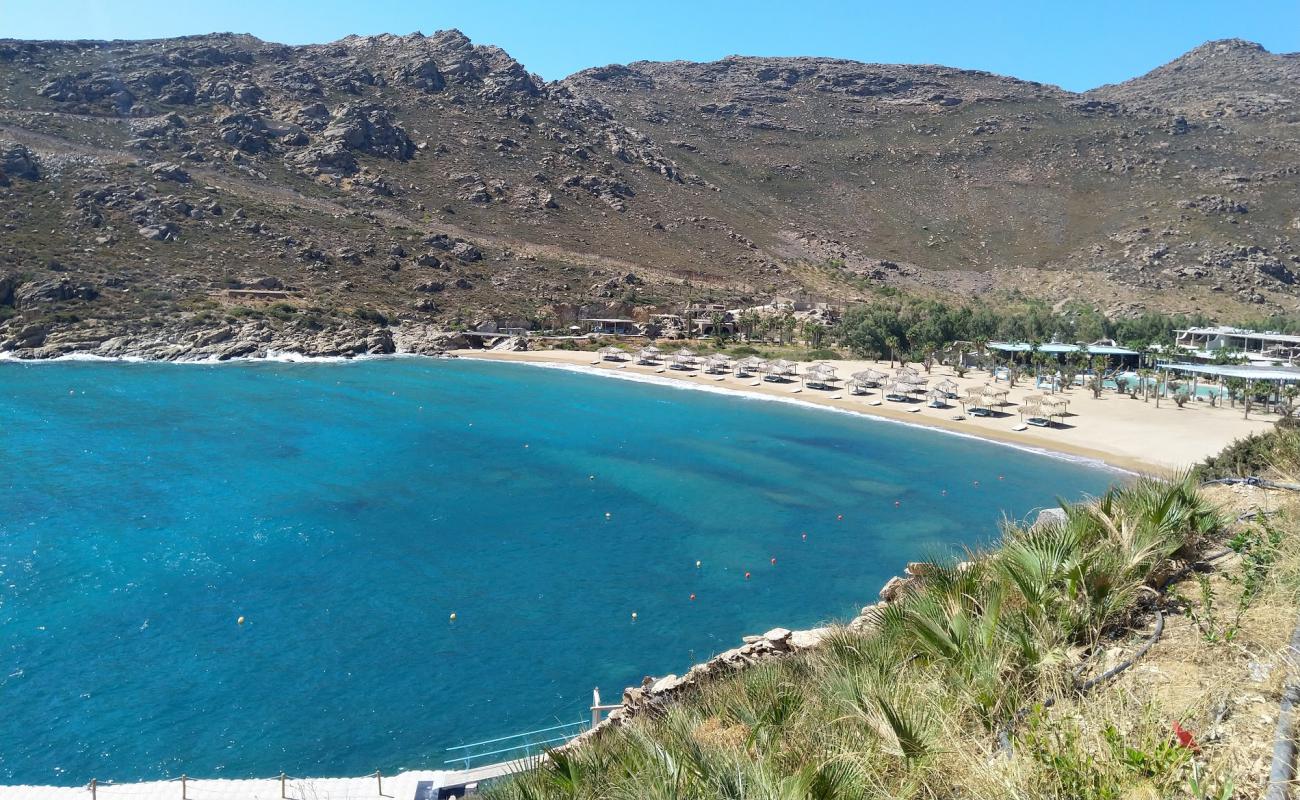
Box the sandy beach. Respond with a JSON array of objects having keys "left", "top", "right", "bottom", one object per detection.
[{"left": 457, "top": 348, "right": 1275, "bottom": 475}]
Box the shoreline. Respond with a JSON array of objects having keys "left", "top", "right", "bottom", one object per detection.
[
  {"left": 455, "top": 349, "right": 1275, "bottom": 476},
  {"left": 4, "top": 345, "right": 1273, "bottom": 474},
  {"left": 461, "top": 354, "right": 1134, "bottom": 476}
]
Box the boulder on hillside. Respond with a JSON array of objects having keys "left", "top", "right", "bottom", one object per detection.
[
  {"left": 322, "top": 104, "right": 415, "bottom": 160},
  {"left": 0, "top": 142, "right": 40, "bottom": 184},
  {"left": 0, "top": 273, "right": 19, "bottom": 305},
  {"left": 138, "top": 222, "right": 181, "bottom": 241},
  {"left": 149, "top": 162, "right": 191, "bottom": 183},
  {"left": 14, "top": 278, "right": 99, "bottom": 309}
]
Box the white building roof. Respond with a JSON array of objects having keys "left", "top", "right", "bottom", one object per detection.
[
  {"left": 1177, "top": 326, "right": 1300, "bottom": 345},
  {"left": 1163, "top": 362, "right": 1300, "bottom": 381}
]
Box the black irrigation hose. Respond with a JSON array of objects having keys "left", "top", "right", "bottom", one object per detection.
[{"left": 1202, "top": 476, "right": 1300, "bottom": 492}]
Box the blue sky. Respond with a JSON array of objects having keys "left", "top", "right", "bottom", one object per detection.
[{"left": 2, "top": 0, "right": 1297, "bottom": 91}]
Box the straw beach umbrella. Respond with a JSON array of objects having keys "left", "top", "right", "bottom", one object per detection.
[
  {"left": 1041, "top": 395, "right": 1070, "bottom": 426},
  {"left": 935, "top": 378, "right": 959, "bottom": 398},
  {"left": 853, "top": 368, "right": 888, "bottom": 387},
  {"left": 885, "top": 381, "right": 916, "bottom": 402},
  {"left": 1019, "top": 395, "right": 1047, "bottom": 427},
  {"left": 704, "top": 353, "right": 734, "bottom": 375},
  {"left": 635, "top": 345, "right": 662, "bottom": 365},
  {"left": 671, "top": 348, "right": 699, "bottom": 371},
  {"left": 595, "top": 345, "right": 626, "bottom": 363},
  {"left": 736, "top": 355, "right": 768, "bottom": 377},
  {"left": 982, "top": 385, "right": 1010, "bottom": 408},
  {"left": 803, "top": 362, "right": 839, "bottom": 389},
  {"left": 767, "top": 359, "right": 797, "bottom": 382},
  {"left": 962, "top": 387, "right": 992, "bottom": 416}
]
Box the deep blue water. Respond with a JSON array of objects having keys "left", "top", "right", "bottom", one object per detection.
[{"left": 0, "top": 358, "right": 1116, "bottom": 784}]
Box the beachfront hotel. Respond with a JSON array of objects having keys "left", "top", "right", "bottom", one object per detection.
[{"left": 1175, "top": 325, "right": 1300, "bottom": 365}]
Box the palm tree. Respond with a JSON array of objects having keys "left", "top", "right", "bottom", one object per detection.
[
  {"left": 1088, "top": 355, "right": 1107, "bottom": 399},
  {"left": 1243, "top": 379, "right": 1268, "bottom": 419},
  {"left": 709, "top": 311, "right": 727, "bottom": 344},
  {"left": 885, "top": 335, "right": 900, "bottom": 367},
  {"left": 803, "top": 320, "right": 827, "bottom": 349},
  {"left": 779, "top": 313, "right": 796, "bottom": 346}
]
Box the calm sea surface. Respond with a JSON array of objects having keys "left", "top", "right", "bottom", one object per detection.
[{"left": 0, "top": 358, "right": 1116, "bottom": 783}]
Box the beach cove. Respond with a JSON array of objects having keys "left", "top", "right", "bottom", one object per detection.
[
  {"left": 0, "top": 357, "right": 1120, "bottom": 787},
  {"left": 459, "top": 348, "right": 1277, "bottom": 474}
]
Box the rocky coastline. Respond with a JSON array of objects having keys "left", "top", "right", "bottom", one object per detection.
[
  {"left": 555, "top": 552, "right": 965, "bottom": 756},
  {"left": 0, "top": 316, "right": 526, "bottom": 361}
]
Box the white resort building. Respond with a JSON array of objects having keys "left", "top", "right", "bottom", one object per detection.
[{"left": 1175, "top": 326, "right": 1300, "bottom": 365}]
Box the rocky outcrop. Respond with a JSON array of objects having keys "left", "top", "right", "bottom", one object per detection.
[
  {"left": 12, "top": 277, "right": 98, "bottom": 309},
  {"left": 0, "top": 141, "right": 40, "bottom": 183},
  {"left": 556, "top": 561, "right": 946, "bottom": 755}
]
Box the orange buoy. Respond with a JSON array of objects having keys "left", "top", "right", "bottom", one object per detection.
[{"left": 744, "top": 571, "right": 751, "bottom": 580}]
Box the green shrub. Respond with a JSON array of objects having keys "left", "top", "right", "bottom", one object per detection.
[
  {"left": 1196, "top": 428, "right": 1300, "bottom": 479},
  {"left": 351, "top": 307, "right": 389, "bottom": 326}
]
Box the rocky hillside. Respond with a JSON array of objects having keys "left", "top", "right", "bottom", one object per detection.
[{"left": 0, "top": 32, "right": 1297, "bottom": 358}]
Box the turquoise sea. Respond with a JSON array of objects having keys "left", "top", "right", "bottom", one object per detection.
[{"left": 0, "top": 358, "right": 1116, "bottom": 785}]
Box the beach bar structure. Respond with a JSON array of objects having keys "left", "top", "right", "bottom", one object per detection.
[
  {"left": 580, "top": 318, "right": 638, "bottom": 335},
  {"left": 1175, "top": 326, "right": 1300, "bottom": 365},
  {"left": 987, "top": 341, "right": 1141, "bottom": 368}
]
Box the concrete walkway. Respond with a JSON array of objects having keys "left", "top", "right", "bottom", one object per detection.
[{"left": 0, "top": 770, "right": 456, "bottom": 800}]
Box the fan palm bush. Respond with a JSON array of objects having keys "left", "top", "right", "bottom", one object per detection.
[{"left": 485, "top": 476, "right": 1222, "bottom": 800}]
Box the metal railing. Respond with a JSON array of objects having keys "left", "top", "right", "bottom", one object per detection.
[
  {"left": 442, "top": 688, "right": 622, "bottom": 771},
  {"left": 443, "top": 719, "right": 588, "bottom": 770}
]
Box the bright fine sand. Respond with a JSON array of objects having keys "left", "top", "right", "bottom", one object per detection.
[{"left": 460, "top": 349, "right": 1274, "bottom": 475}]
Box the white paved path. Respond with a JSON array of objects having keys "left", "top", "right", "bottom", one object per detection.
[{"left": 0, "top": 770, "right": 461, "bottom": 800}]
